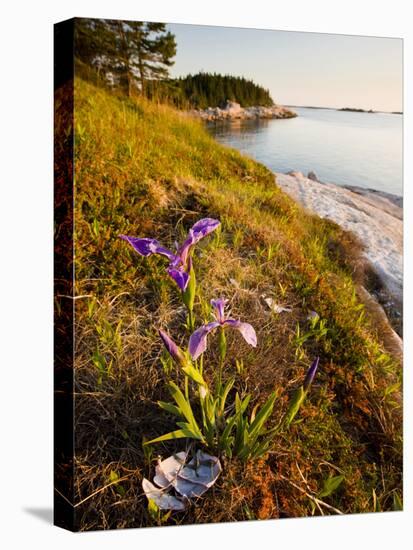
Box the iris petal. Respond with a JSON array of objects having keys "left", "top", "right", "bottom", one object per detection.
[
  {"left": 167, "top": 266, "right": 190, "bottom": 291},
  {"left": 189, "top": 321, "right": 220, "bottom": 360},
  {"left": 224, "top": 319, "right": 257, "bottom": 347},
  {"left": 210, "top": 298, "right": 228, "bottom": 323},
  {"left": 178, "top": 232, "right": 195, "bottom": 266},
  {"left": 119, "top": 235, "right": 176, "bottom": 261},
  {"left": 178, "top": 218, "right": 220, "bottom": 265},
  {"left": 190, "top": 218, "right": 221, "bottom": 240}
]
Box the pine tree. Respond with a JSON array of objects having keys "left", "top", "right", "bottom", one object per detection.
[
  {"left": 134, "top": 22, "right": 176, "bottom": 96},
  {"left": 74, "top": 19, "right": 176, "bottom": 97},
  {"left": 74, "top": 18, "right": 117, "bottom": 79}
]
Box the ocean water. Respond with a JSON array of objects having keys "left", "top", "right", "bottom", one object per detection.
[{"left": 208, "top": 107, "right": 403, "bottom": 196}]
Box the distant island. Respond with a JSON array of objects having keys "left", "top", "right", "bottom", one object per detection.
[
  {"left": 285, "top": 105, "right": 336, "bottom": 110},
  {"left": 166, "top": 72, "right": 275, "bottom": 110},
  {"left": 286, "top": 104, "right": 402, "bottom": 115},
  {"left": 339, "top": 107, "right": 375, "bottom": 113},
  {"left": 171, "top": 73, "right": 297, "bottom": 121}
]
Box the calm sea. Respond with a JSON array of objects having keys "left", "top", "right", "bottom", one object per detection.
[{"left": 208, "top": 107, "right": 403, "bottom": 196}]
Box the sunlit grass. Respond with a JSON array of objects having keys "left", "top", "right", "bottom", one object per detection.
[{"left": 69, "top": 77, "right": 402, "bottom": 529}]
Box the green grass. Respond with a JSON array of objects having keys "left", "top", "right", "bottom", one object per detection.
[{"left": 70, "top": 77, "right": 402, "bottom": 530}]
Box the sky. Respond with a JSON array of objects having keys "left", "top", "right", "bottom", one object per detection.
[{"left": 167, "top": 24, "right": 402, "bottom": 112}]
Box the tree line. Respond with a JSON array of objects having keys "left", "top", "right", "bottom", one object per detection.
[
  {"left": 74, "top": 19, "right": 275, "bottom": 108},
  {"left": 168, "top": 73, "right": 274, "bottom": 109}
]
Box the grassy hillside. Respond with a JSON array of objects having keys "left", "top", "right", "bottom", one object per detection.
[{"left": 72, "top": 77, "right": 402, "bottom": 530}]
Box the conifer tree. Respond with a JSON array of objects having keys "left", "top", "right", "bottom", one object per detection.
[{"left": 74, "top": 19, "right": 176, "bottom": 97}]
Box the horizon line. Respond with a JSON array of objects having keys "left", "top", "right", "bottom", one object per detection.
[{"left": 284, "top": 104, "right": 403, "bottom": 114}]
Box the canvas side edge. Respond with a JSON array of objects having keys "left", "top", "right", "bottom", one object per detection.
[{"left": 54, "top": 18, "right": 76, "bottom": 532}]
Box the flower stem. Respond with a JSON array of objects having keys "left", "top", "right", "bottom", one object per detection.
[
  {"left": 187, "top": 308, "right": 194, "bottom": 332},
  {"left": 182, "top": 260, "right": 196, "bottom": 332},
  {"left": 217, "top": 326, "right": 227, "bottom": 391}
]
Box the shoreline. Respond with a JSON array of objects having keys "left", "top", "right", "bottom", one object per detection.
[
  {"left": 190, "top": 101, "right": 297, "bottom": 121},
  {"left": 274, "top": 170, "right": 403, "bottom": 343}
]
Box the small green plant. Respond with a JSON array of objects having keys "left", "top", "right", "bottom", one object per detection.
[
  {"left": 317, "top": 474, "right": 344, "bottom": 499},
  {"left": 109, "top": 470, "right": 126, "bottom": 497},
  {"left": 147, "top": 498, "right": 172, "bottom": 525},
  {"left": 284, "top": 357, "right": 320, "bottom": 428},
  {"left": 96, "top": 318, "right": 123, "bottom": 355},
  {"left": 293, "top": 316, "right": 328, "bottom": 359},
  {"left": 92, "top": 350, "right": 113, "bottom": 384}
]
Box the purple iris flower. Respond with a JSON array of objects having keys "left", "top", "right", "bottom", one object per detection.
[
  {"left": 303, "top": 356, "right": 320, "bottom": 391},
  {"left": 189, "top": 298, "right": 257, "bottom": 360},
  {"left": 119, "top": 218, "right": 220, "bottom": 291}
]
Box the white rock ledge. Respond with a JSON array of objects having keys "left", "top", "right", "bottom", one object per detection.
[{"left": 274, "top": 171, "right": 403, "bottom": 310}]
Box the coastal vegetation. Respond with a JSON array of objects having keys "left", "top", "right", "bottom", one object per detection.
[
  {"left": 67, "top": 73, "right": 403, "bottom": 530},
  {"left": 167, "top": 72, "right": 274, "bottom": 109}
]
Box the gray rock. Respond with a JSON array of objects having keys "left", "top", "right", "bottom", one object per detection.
[
  {"left": 224, "top": 100, "right": 242, "bottom": 114},
  {"left": 287, "top": 170, "right": 304, "bottom": 178},
  {"left": 307, "top": 171, "right": 320, "bottom": 182}
]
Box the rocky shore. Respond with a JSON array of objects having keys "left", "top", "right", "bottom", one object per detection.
[
  {"left": 275, "top": 170, "right": 403, "bottom": 346},
  {"left": 190, "top": 100, "right": 297, "bottom": 121}
]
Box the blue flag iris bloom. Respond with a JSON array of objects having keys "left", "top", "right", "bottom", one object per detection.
[
  {"left": 120, "top": 218, "right": 220, "bottom": 291},
  {"left": 189, "top": 298, "right": 257, "bottom": 360}
]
